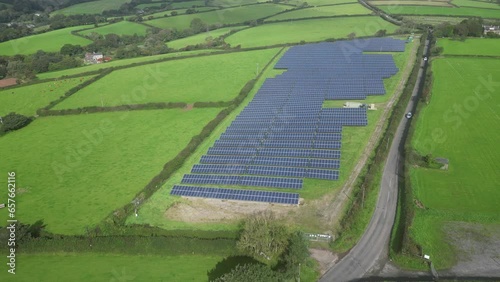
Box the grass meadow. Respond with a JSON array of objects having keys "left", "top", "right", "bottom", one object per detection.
[
  {"left": 208, "top": 0, "right": 268, "bottom": 7},
  {"left": 138, "top": 6, "right": 216, "bottom": 19},
  {"left": 145, "top": 4, "right": 291, "bottom": 29},
  {"left": 437, "top": 38, "right": 500, "bottom": 56},
  {"left": 0, "top": 76, "right": 94, "bottom": 116},
  {"left": 36, "top": 49, "right": 218, "bottom": 80},
  {"left": 78, "top": 21, "right": 151, "bottom": 36},
  {"left": 53, "top": 48, "right": 280, "bottom": 108},
  {"left": 369, "top": 0, "right": 452, "bottom": 6},
  {"left": 225, "top": 16, "right": 399, "bottom": 48},
  {"left": 0, "top": 253, "right": 224, "bottom": 281},
  {"left": 52, "top": 0, "right": 130, "bottom": 15},
  {"left": 452, "top": 0, "right": 500, "bottom": 9},
  {"left": 129, "top": 40, "right": 414, "bottom": 232},
  {"left": 409, "top": 57, "right": 500, "bottom": 268},
  {"left": 0, "top": 25, "right": 93, "bottom": 56},
  {"left": 379, "top": 5, "right": 500, "bottom": 18},
  {"left": 284, "top": 0, "right": 358, "bottom": 6},
  {"left": 265, "top": 3, "right": 372, "bottom": 21},
  {"left": 0, "top": 108, "right": 221, "bottom": 234},
  {"left": 171, "top": 0, "right": 206, "bottom": 8},
  {"left": 402, "top": 15, "right": 466, "bottom": 25},
  {"left": 167, "top": 26, "right": 246, "bottom": 49}
]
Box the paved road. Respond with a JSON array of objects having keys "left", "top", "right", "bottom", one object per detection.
[{"left": 320, "top": 37, "right": 431, "bottom": 282}]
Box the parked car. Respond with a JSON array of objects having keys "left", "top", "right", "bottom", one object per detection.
[{"left": 406, "top": 112, "right": 413, "bottom": 119}]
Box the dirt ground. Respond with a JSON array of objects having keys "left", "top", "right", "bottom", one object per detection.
[
  {"left": 165, "top": 197, "right": 296, "bottom": 223},
  {"left": 309, "top": 248, "right": 339, "bottom": 275},
  {"left": 442, "top": 221, "right": 500, "bottom": 277}
]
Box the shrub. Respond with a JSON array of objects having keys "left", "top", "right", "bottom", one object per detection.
[{"left": 0, "top": 112, "right": 33, "bottom": 135}]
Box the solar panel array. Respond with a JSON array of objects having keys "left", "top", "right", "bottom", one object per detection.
[{"left": 171, "top": 38, "right": 406, "bottom": 205}]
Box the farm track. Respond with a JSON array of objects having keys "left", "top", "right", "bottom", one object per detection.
[{"left": 320, "top": 37, "right": 420, "bottom": 232}]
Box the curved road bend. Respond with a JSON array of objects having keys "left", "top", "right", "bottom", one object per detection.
[{"left": 320, "top": 37, "right": 431, "bottom": 282}]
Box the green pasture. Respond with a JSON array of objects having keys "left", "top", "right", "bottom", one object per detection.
[
  {"left": 129, "top": 40, "right": 414, "bottom": 232},
  {"left": 265, "top": 3, "right": 372, "bottom": 21},
  {"left": 283, "top": 0, "right": 357, "bottom": 6},
  {"left": 145, "top": 4, "right": 291, "bottom": 30},
  {"left": 0, "top": 76, "right": 94, "bottom": 116},
  {"left": 167, "top": 26, "right": 246, "bottom": 49},
  {"left": 0, "top": 25, "right": 93, "bottom": 56},
  {"left": 36, "top": 49, "right": 219, "bottom": 79},
  {"left": 225, "top": 16, "right": 398, "bottom": 48},
  {"left": 0, "top": 108, "right": 221, "bottom": 234},
  {"left": 379, "top": 5, "right": 500, "bottom": 18},
  {"left": 140, "top": 6, "right": 216, "bottom": 19},
  {"left": 437, "top": 38, "right": 500, "bottom": 56},
  {"left": 0, "top": 253, "right": 223, "bottom": 281},
  {"left": 208, "top": 0, "right": 268, "bottom": 7},
  {"left": 452, "top": 0, "right": 500, "bottom": 9},
  {"left": 410, "top": 57, "right": 500, "bottom": 268},
  {"left": 52, "top": 0, "right": 131, "bottom": 15},
  {"left": 172, "top": 0, "right": 206, "bottom": 8},
  {"left": 369, "top": 0, "right": 451, "bottom": 6},
  {"left": 402, "top": 15, "right": 466, "bottom": 25},
  {"left": 78, "top": 21, "right": 150, "bottom": 36},
  {"left": 53, "top": 48, "right": 279, "bottom": 109}
]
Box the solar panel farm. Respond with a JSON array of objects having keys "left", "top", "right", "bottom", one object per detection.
[{"left": 0, "top": 0, "right": 499, "bottom": 280}]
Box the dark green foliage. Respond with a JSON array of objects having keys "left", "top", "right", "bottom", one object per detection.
[
  {"left": 430, "top": 46, "right": 443, "bottom": 56},
  {"left": 278, "top": 231, "right": 309, "bottom": 278},
  {"left": 60, "top": 44, "right": 84, "bottom": 56},
  {"left": 237, "top": 211, "right": 289, "bottom": 262},
  {"left": 208, "top": 256, "right": 261, "bottom": 281},
  {"left": 0, "top": 112, "right": 33, "bottom": 135},
  {"left": 214, "top": 263, "right": 280, "bottom": 282},
  {"left": 434, "top": 17, "right": 483, "bottom": 39},
  {"left": 375, "top": 29, "right": 387, "bottom": 37}
]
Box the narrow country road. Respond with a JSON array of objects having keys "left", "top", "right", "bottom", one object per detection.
[{"left": 320, "top": 36, "right": 431, "bottom": 282}]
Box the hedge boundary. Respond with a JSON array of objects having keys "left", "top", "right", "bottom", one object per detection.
[
  {"left": 99, "top": 47, "right": 285, "bottom": 230},
  {"left": 335, "top": 34, "right": 426, "bottom": 251}
]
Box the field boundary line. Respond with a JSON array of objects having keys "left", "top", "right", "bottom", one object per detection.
[{"left": 324, "top": 38, "right": 420, "bottom": 230}]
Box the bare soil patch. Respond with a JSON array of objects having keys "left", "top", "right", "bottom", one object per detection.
[
  {"left": 442, "top": 222, "right": 500, "bottom": 277},
  {"left": 165, "top": 197, "right": 296, "bottom": 223},
  {"left": 183, "top": 103, "right": 194, "bottom": 111},
  {"left": 310, "top": 248, "right": 339, "bottom": 275}
]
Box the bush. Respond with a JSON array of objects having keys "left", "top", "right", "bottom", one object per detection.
[{"left": 0, "top": 112, "right": 33, "bottom": 135}]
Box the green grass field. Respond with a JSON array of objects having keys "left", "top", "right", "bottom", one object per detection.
[
  {"left": 0, "top": 253, "right": 223, "bottom": 281},
  {"left": 128, "top": 40, "right": 414, "bottom": 232},
  {"left": 208, "top": 0, "right": 268, "bottom": 7},
  {"left": 225, "top": 16, "right": 398, "bottom": 48},
  {"left": 402, "top": 15, "right": 466, "bottom": 25},
  {"left": 36, "top": 49, "right": 219, "bottom": 80},
  {"left": 172, "top": 0, "right": 206, "bottom": 8},
  {"left": 0, "top": 76, "right": 94, "bottom": 116},
  {"left": 265, "top": 4, "right": 372, "bottom": 21},
  {"left": 409, "top": 57, "right": 500, "bottom": 268},
  {"left": 53, "top": 48, "right": 279, "bottom": 109},
  {"left": 369, "top": 0, "right": 451, "bottom": 6},
  {"left": 452, "top": 0, "right": 500, "bottom": 9},
  {"left": 379, "top": 5, "right": 500, "bottom": 18},
  {"left": 167, "top": 26, "right": 245, "bottom": 49},
  {"left": 135, "top": 6, "right": 217, "bottom": 20},
  {"left": 78, "top": 21, "right": 151, "bottom": 36},
  {"left": 145, "top": 4, "right": 291, "bottom": 30},
  {"left": 52, "top": 0, "right": 131, "bottom": 15},
  {"left": 284, "top": 0, "right": 357, "bottom": 6},
  {"left": 0, "top": 108, "right": 221, "bottom": 234},
  {"left": 437, "top": 38, "right": 500, "bottom": 56},
  {"left": 0, "top": 25, "right": 93, "bottom": 56}
]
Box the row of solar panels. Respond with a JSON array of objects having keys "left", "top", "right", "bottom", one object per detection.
[{"left": 171, "top": 38, "right": 405, "bottom": 205}]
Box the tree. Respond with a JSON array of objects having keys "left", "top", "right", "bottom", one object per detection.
[
  {"left": 214, "top": 264, "right": 280, "bottom": 282},
  {"left": 190, "top": 18, "right": 207, "bottom": 33},
  {"left": 170, "top": 11, "right": 178, "bottom": 16},
  {"left": 237, "top": 211, "right": 289, "bottom": 262},
  {"left": 0, "top": 112, "right": 33, "bottom": 135},
  {"left": 60, "top": 44, "right": 83, "bottom": 56},
  {"left": 347, "top": 32, "right": 356, "bottom": 40},
  {"left": 278, "top": 231, "right": 309, "bottom": 279},
  {"left": 375, "top": 29, "right": 387, "bottom": 37}
]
